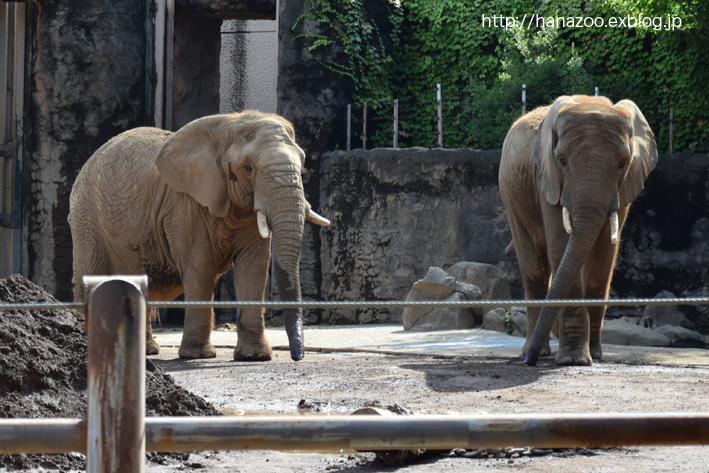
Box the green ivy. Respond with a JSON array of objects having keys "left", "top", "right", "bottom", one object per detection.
[{"left": 296, "top": 0, "right": 709, "bottom": 152}]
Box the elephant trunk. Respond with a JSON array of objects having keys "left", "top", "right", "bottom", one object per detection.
[
  {"left": 524, "top": 199, "right": 609, "bottom": 366},
  {"left": 267, "top": 190, "right": 306, "bottom": 361}
]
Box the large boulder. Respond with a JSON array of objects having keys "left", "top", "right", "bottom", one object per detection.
[
  {"left": 642, "top": 290, "right": 696, "bottom": 330},
  {"left": 481, "top": 308, "right": 527, "bottom": 337},
  {"left": 482, "top": 308, "right": 508, "bottom": 333},
  {"left": 446, "top": 262, "right": 512, "bottom": 302},
  {"left": 402, "top": 267, "right": 480, "bottom": 331},
  {"left": 404, "top": 292, "right": 476, "bottom": 332},
  {"left": 509, "top": 309, "right": 527, "bottom": 337},
  {"left": 602, "top": 319, "right": 671, "bottom": 347},
  {"left": 654, "top": 325, "right": 706, "bottom": 349}
]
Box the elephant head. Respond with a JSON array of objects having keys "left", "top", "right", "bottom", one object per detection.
[
  {"left": 154, "top": 111, "right": 329, "bottom": 361},
  {"left": 525, "top": 96, "right": 658, "bottom": 365}
]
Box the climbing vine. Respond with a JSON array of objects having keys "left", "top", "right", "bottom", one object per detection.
[{"left": 295, "top": 0, "right": 708, "bottom": 152}]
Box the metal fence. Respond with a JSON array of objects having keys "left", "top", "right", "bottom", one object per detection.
[
  {"left": 345, "top": 84, "right": 677, "bottom": 153},
  {"left": 1, "top": 276, "right": 709, "bottom": 472}
]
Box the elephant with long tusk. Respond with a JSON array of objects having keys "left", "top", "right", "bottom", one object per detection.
[
  {"left": 499, "top": 95, "right": 658, "bottom": 366},
  {"left": 69, "top": 111, "right": 330, "bottom": 362}
]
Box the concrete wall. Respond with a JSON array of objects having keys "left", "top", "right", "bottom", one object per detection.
[
  {"left": 316, "top": 148, "right": 517, "bottom": 324},
  {"left": 171, "top": 15, "right": 222, "bottom": 130},
  {"left": 220, "top": 19, "right": 277, "bottom": 113},
  {"left": 25, "top": 0, "right": 147, "bottom": 300},
  {"left": 314, "top": 149, "right": 709, "bottom": 332}
]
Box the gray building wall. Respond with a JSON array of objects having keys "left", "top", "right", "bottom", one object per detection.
[{"left": 220, "top": 19, "right": 277, "bottom": 114}]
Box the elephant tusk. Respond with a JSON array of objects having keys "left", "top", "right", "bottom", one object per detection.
[
  {"left": 610, "top": 211, "right": 619, "bottom": 245},
  {"left": 307, "top": 209, "right": 331, "bottom": 226},
  {"left": 562, "top": 206, "right": 572, "bottom": 234},
  {"left": 256, "top": 211, "right": 270, "bottom": 238}
]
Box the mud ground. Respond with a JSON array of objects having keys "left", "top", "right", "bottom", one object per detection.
[
  {"left": 146, "top": 346, "right": 709, "bottom": 472},
  {"left": 0, "top": 276, "right": 220, "bottom": 472}
]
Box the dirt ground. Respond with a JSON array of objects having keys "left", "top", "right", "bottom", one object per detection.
[
  {"left": 145, "top": 346, "right": 709, "bottom": 473},
  {"left": 0, "top": 276, "right": 220, "bottom": 472},
  {"left": 2, "top": 273, "right": 709, "bottom": 472}
]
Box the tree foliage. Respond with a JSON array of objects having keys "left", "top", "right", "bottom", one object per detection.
[{"left": 297, "top": 0, "right": 709, "bottom": 152}]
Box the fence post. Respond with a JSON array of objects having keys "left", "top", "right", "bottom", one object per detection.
[
  {"left": 594, "top": 86, "right": 599, "bottom": 97},
  {"left": 521, "top": 84, "right": 526, "bottom": 116},
  {"left": 346, "top": 104, "right": 351, "bottom": 151},
  {"left": 393, "top": 99, "right": 398, "bottom": 149},
  {"left": 85, "top": 276, "right": 148, "bottom": 473},
  {"left": 362, "top": 102, "right": 367, "bottom": 150},
  {"left": 436, "top": 84, "right": 443, "bottom": 147},
  {"left": 669, "top": 102, "right": 674, "bottom": 154}
]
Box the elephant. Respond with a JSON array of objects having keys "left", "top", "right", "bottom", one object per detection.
[
  {"left": 499, "top": 95, "right": 658, "bottom": 366},
  {"left": 68, "top": 111, "right": 330, "bottom": 361}
]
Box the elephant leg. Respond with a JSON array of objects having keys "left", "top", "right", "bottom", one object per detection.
[
  {"left": 233, "top": 236, "right": 272, "bottom": 362},
  {"left": 179, "top": 272, "right": 218, "bottom": 359},
  {"left": 146, "top": 308, "right": 160, "bottom": 355},
  {"left": 556, "top": 298, "right": 592, "bottom": 366},
  {"left": 584, "top": 207, "right": 628, "bottom": 360},
  {"left": 509, "top": 220, "right": 553, "bottom": 357}
]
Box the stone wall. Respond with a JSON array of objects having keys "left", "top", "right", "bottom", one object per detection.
[
  {"left": 25, "top": 0, "right": 147, "bottom": 301},
  {"left": 313, "top": 149, "right": 709, "bottom": 332},
  {"left": 316, "top": 148, "right": 518, "bottom": 324},
  {"left": 277, "top": 0, "right": 355, "bottom": 313},
  {"left": 614, "top": 152, "right": 709, "bottom": 333},
  {"left": 171, "top": 15, "right": 222, "bottom": 131}
]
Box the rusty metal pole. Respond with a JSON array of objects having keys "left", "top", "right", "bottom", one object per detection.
[
  {"left": 3, "top": 412, "right": 709, "bottom": 454},
  {"left": 85, "top": 276, "right": 148, "bottom": 473},
  {"left": 144, "top": 413, "right": 709, "bottom": 453},
  {"left": 362, "top": 102, "right": 367, "bottom": 150},
  {"left": 437, "top": 84, "right": 443, "bottom": 147},
  {"left": 393, "top": 99, "right": 398, "bottom": 149},
  {"left": 346, "top": 104, "right": 351, "bottom": 151}
]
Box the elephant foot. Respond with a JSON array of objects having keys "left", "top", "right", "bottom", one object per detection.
[
  {"left": 146, "top": 339, "right": 160, "bottom": 356},
  {"left": 178, "top": 341, "right": 217, "bottom": 359},
  {"left": 523, "top": 340, "right": 552, "bottom": 357},
  {"left": 234, "top": 342, "right": 273, "bottom": 362},
  {"left": 555, "top": 347, "right": 592, "bottom": 366}
]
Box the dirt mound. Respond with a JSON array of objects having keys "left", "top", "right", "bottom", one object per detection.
[{"left": 0, "top": 275, "right": 220, "bottom": 471}]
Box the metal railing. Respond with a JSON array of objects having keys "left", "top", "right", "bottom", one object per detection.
[
  {"left": 3, "top": 296, "right": 709, "bottom": 312},
  {"left": 1, "top": 275, "right": 709, "bottom": 472}
]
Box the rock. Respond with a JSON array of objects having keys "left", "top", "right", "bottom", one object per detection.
[
  {"left": 654, "top": 325, "right": 707, "bottom": 349},
  {"left": 447, "top": 262, "right": 512, "bottom": 302},
  {"left": 482, "top": 308, "right": 508, "bottom": 334},
  {"left": 602, "top": 318, "right": 671, "bottom": 347},
  {"left": 619, "top": 315, "right": 654, "bottom": 328},
  {"left": 402, "top": 267, "right": 481, "bottom": 331},
  {"left": 404, "top": 292, "right": 475, "bottom": 332},
  {"left": 642, "top": 291, "right": 696, "bottom": 330},
  {"left": 454, "top": 281, "right": 484, "bottom": 322},
  {"left": 509, "top": 310, "right": 527, "bottom": 337}
]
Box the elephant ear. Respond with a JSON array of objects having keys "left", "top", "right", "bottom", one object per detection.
[
  {"left": 533, "top": 96, "right": 577, "bottom": 205},
  {"left": 613, "top": 100, "right": 659, "bottom": 208},
  {"left": 156, "top": 115, "right": 231, "bottom": 218}
]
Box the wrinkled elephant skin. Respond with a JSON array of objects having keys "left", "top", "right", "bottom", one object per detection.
[
  {"left": 69, "top": 111, "right": 330, "bottom": 361},
  {"left": 499, "top": 96, "right": 658, "bottom": 366}
]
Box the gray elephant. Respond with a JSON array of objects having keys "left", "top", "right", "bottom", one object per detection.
[
  {"left": 499, "top": 95, "right": 658, "bottom": 366},
  {"left": 69, "top": 111, "right": 330, "bottom": 361}
]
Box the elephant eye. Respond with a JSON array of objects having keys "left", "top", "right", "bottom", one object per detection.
[
  {"left": 618, "top": 158, "right": 628, "bottom": 170},
  {"left": 244, "top": 164, "right": 253, "bottom": 174},
  {"left": 558, "top": 156, "right": 568, "bottom": 167}
]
